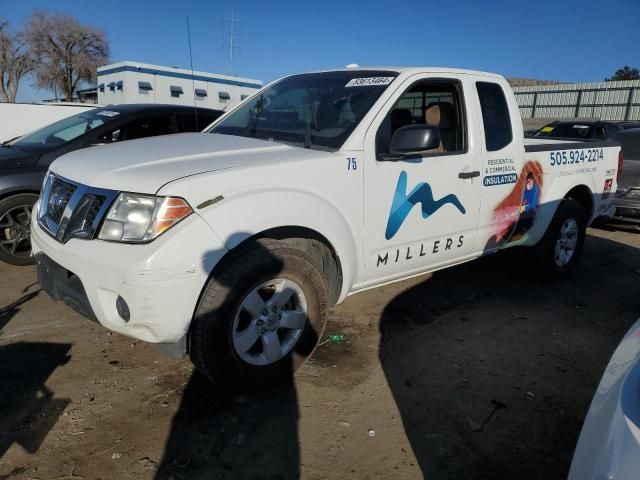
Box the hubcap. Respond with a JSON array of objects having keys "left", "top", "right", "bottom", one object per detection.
[
  {"left": 0, "top": 205, "right": 33, "bottom": 258},
  {"left": 554, "top": 218, "right": 578, "bottom": 267},
  {"left": 232, "top": 278, "right": 308, "bottom": 366}
]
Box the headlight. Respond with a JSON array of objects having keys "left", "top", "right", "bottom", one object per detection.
[{"left": 98, "top": 193, "right": 192, "bottom": 243}]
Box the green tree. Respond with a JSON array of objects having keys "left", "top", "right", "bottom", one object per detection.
[{"left": 605, "top": 66, "right": 640, "bottom": 81}]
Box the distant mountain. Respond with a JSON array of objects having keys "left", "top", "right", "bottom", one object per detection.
[{"left": 507, "top": 78, "right": 564, "bottom": 87}]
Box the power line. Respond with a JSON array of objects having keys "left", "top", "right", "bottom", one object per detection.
[{"left": 228, "top": 10, "right": 240, "bottom": 76}]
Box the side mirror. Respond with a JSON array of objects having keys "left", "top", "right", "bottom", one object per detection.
[{"left": 389, "top": 124, "right": 440, "bottom": 156}]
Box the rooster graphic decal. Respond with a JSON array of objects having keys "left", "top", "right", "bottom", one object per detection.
[{"left": 385, "top": 171, "right": 466, "bottom": 240}]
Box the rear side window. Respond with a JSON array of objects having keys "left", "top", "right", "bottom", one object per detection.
[
  {"left": 119, "top": 115, "right": 175, "bottom": 141},
  {"left": 178, "top": 112, "right": 222, "bottom": 132},
  {"left": 196, "top": 113, "right": 221, "bottom": 129},
  {"left": 178, "top": 113, "right": 198, "bottom": 132},
  {"left": 476, "top": 82, "right": 512, "bottom": 151}
]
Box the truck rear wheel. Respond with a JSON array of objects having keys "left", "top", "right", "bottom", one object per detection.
[
  {"left": 532, "top": 198, "right": 586, "bottom": 279},
  {"left": 189, "top": 239, "right": 328, "bottom": 391},
  {"left": 0, "top": 193, "right": 38, "bottom": 266}
]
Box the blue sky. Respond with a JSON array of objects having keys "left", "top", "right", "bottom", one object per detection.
[{"left": 2, "top": 0, "right": 639, "bottom": 102}]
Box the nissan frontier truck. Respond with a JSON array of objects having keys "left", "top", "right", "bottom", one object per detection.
[{"left": 31, "top": 67, "right": 623, "bottom": 390}]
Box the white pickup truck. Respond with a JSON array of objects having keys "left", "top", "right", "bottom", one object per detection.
[{"left": 31, "top": 67, "right": 623, "bottom": 390}]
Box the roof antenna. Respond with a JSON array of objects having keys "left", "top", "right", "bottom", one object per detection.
[{"left": 186, "top": 16, "right": 199, "bottom": 129}]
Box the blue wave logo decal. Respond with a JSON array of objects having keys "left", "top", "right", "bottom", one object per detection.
[{"left": 385, "top": 171, "right": 466, "bottom": 240}]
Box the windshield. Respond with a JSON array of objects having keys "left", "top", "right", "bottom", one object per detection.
[
  {"left": 209, "top": 70, "right": 398, "bottom": 150},
  {"left": 10, "top": 108, "right": 120, "bottom": 147},
  {"left": 535, "top": 123, "right": 593, "bottom": 139}
]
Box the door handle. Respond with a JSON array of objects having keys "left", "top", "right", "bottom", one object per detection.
[{"left": 458, "top": 170, "right": 480, "bottom": 179}]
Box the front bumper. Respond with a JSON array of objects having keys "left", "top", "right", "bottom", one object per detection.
[
  {"left": 31, "top": 204, "right": 228, "bottom": 347},
  {"left": 36, "top": 252, "right": 98, "bottom": 323}
]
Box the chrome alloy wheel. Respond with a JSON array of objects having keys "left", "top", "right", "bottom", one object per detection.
[
  {"left": 0, "top": 205, "right": 32, "bottom": 259},
  {"left": 554, "top": 218, "right": 578, "bottom": 267},
  {"left": 232, "top": 278, "right": 308, "bottom": 366}
]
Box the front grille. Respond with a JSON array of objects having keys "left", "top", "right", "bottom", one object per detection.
[
  {"left": 61, "top": 193, "right": 108, "bottom": 242},
  {"left": 46, "top": 177, "right": 76, "bottom": 222},
  {"left": 38, "top": 174, "right": 118, "bottom": 243},
  {"left": 86, "top": 195, "right": 106, "bottom": 225}
]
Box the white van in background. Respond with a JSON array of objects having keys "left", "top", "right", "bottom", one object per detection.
[{"left": 0, "top": 102, "right": 97, "bottom": 143}]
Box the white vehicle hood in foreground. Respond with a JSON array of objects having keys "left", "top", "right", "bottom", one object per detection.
[
  {"left": 49, "top": 133, "right": 321, "bottom": 194},
  {"left": 568, "top": 319, "right": 640, "bottom": 479}
]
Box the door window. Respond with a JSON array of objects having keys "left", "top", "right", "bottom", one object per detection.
[{"left": 376, "top": 81, "right": 466, "bottom": 158}]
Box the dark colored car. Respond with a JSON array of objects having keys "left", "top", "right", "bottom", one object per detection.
[
  {"left": 0, "top": 104, "right": 223, "bottom": 265},
  {"left": 614, "top": 156, "right": 640, "bottom": 222},
  {"left": 530, "top": 120, "right": 640, "bottom": 141},
  {"left": 530, "top": 120, "right": 640, "bottom": 223}
]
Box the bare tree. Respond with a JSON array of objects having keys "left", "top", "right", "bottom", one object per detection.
[
  {"left": 0, "top": 18, "right": 34, "bottom": 103},
  {"left": 26, "top": 12, "right": 109, "bottom": 101}
]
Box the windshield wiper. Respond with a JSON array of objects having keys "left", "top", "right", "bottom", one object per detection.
[{"left": 1, "top": 137, "right": 19, "bottom": 146}]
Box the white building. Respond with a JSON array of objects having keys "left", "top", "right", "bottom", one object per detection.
[{"left": 97, "top": 61, "right": 262, "bottom": 110}]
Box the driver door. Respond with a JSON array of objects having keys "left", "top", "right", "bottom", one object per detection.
[{"left": 361, "top": 75, "right": 483, "bottom": 286}]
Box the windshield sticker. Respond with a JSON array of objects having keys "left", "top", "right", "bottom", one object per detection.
[
  {"left": 345, "top": 77, "right": 394, "bottom": 87},
  {"left": 96, "top": 110, "right": 120, "bottom": 117},
  {"left": 540, "top": 126, "right": 554, "bottom": 133}
]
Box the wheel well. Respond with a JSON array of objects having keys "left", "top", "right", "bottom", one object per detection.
[
  {"left": 248, "top": 226, "right": 344, "bottom": 305},
  {"left": 564, "top": 185, "right": 594, "bottom": 219},
  {"left": 0, "top": 190, "right": 39, "bottom": 203}
]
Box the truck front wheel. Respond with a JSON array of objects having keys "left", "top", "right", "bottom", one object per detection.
[
  {"left": 189, "top": 239, "right": 328, "bottom": 391},
  {"left": 532, "top": 198, "right": 586, "bottom": 279}
]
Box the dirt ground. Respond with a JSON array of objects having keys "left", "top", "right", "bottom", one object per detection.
[{"left": 1, "top": 225, "right": 639, "bottom": 480}]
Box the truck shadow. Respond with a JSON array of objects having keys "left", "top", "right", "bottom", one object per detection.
[
  {"left": 155, "top": 373, "right": 299, "bottom": 480},
  {"left": 156, "top": 237, "right": 304, "bottom": 480},
  {"left": 0, "top": 341, "right": 71, "bottom": 459},
  {"left": 0, "top": 285, "right": 71, "bottom": 461},
  {"left": 0, "top": 288, "right": 40, "bottom": 331},
  {"left": 378, "top": 232, "right": 640, "bottom": 479}
]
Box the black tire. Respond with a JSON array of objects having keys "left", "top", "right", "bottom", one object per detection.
[
  {"left": 190, "top": 238, "right": 328, "bottom": 392},
  {"left": 531, "top": 198, "right": 586, "bottom": 279},
  {"left": 0, "top": 193, "right": 38, "bottom": 266}
]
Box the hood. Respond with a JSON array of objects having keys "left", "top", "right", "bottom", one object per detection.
[
  {"left": 50, "top": 133, "right": 323, "bottom": 194},
  {"left": 0, "top": 145, "right": 41, "bottom": 171}
]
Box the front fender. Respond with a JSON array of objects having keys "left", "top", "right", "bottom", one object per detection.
[
  {"left": 0, "top": 168, "right": 45, "bottom": 199},
  {"left": 194, "top": 186, "right": 359, "bottom": 302}
]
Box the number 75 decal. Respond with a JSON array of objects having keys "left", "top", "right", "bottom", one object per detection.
[{"left": 347, "top": 157, "right": 357, "bottom": 170}]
